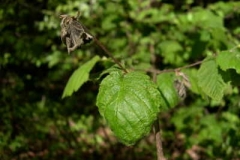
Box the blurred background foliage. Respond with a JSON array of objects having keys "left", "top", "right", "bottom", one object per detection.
[{"left": 1, "top": 0, "right": 240, "bottom": 159}]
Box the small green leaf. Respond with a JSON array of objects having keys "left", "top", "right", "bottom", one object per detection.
[
  {"left": 197, "top": 58, "right": 226, "bottom": 101},
  {"left": 185, "top": 69, "right": 209, "bottom": 100},
  {"left": 96, "top": 71, "right": 161, "bottom": 145},
  {"left": 216, "top": 50, "right": 240, "bottom": 74},
  {"left": 159, "top": 40, "right": 183, "bottom": 65},
  {"left": 157, "top": 73, "right": 179, "bottom": 109},
  {"left": 62, "top": 56, "right": 100, "bottom": 98}
]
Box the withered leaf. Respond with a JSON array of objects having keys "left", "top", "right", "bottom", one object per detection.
[{"left": 60, "top": 12, "right": 93, "bottom": 54}]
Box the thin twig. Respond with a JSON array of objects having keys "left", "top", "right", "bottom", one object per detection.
[
  {"left": 153, "top": 120, "right": 166, "bottom": 160},
  {"left": 80, "top": 17, "right": 128, "bottom": 73},
  {"left": 147, "top": 59, "right": 205, "bottom": 74},
  {"left": 93, "top": 37, "right": 128, "bottom": 73},
  {"left": 150, "top": 43, "right": 166, "bottom": 160}
]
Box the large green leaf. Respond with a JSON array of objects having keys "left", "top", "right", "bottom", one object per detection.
[
  {"left": 216, "top": 50, "right": 240, "bottom": 74},
  {"left": 62, "top": 56, "right": 100, "bottom": 98},
  {"left": 157, "top": 73, "right": 179, "bottom": 109},
  {"left": 197, "top": 58, "right": 226, "bottom": 101},
  {"left": 96, "top": 71, "right": 161, "bottom": 145}
]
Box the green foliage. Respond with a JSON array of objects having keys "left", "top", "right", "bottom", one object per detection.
[
  {"left": 157, "top": 73, "right": 179, "bottom": 109},
  {"left": 96, "top": 71, "right": 161, "bottom": 145},
  {"left": 197, "top": 58, "right": 226, "bottom": 101},
  {"left": 171, "top": 99, "right": 240, "bottom": 159},
  {"left": 62, "top": 55, "right": 100, "bottom": 98},
  {"left": 1, "top": 0, "right": 240, "bottom": 159},
  {"left": 216, "top": 49, "right": 240, "bottom": 73}
]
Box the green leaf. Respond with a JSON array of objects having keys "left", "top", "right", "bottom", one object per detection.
[
  {"left": 216, "top": 50, "right": 240, "bottom": 74},
  {"left": 156, "top": 73, "right": 179, "bottom": 109},
  {"left": 159, "top": 40, "right": 183, "bottom": 65},
  {"left": 197, "top": 58, "right": 226, "bottom": 101},
  {"left": 96, "top": 71, "right": 161, "bottom": 145},
  {"left": 191, "top": 10, "right": 224, "bottom": 29},
  {"left": 62, "top": 56, "right": 100, "bottom": 98},
  {"left": 185, "top": 69, "right": 209, "bottom": 99}
]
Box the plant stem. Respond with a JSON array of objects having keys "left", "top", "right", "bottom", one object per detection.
[
  {"left": 146, "top": 60, "right": 204, "bottom": 74},
  {"left": 93, "top": 37, "right": 128, "bottom": 73},
  {"left": 153, "top": 120, "right": 166, "bottom": 160},
  {"left": 81, "top": 22, "right": 127, "bottom": 73},
  {"left": 150, "top": 43, "right": 166, "bottom": 160}
]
